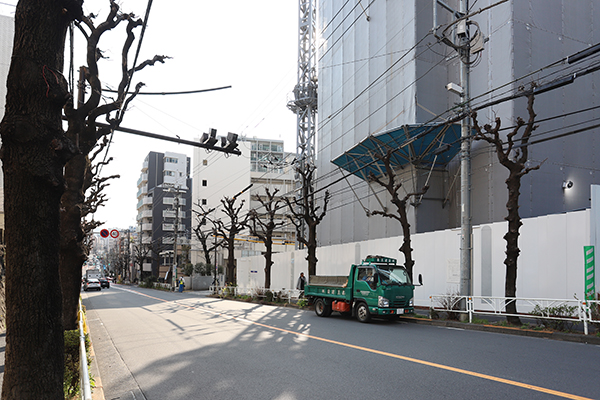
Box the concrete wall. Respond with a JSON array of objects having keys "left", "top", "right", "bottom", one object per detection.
[
  {"left": 237, "top": 208, "right": 592, "bottom": 308},
  {"left": 184, "top": 275, "right": 214, "bottom": 291}
]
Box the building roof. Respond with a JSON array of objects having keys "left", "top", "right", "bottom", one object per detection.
[{"left": 331, "top": 123, "right": 462, "bottom": 181}]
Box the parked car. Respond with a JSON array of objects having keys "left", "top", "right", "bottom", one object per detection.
[
  {"left": 84, "top": 278, "right": 101, "bottom": 291},
  {"left": 99, "top": 277, "right": 110, "bottom": 289}
]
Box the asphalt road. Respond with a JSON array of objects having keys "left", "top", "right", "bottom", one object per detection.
[{"left": 83, "top": 285, "right": 600, "bottom": 400}]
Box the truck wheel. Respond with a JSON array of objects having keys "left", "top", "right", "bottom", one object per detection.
[
  {"left": 314, "top": 298, "right": 332, "bottom": 317},
  {"left": 355, "top": 302, "right": 371, "bottom": 323}
]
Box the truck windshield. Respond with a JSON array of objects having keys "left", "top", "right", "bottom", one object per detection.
[{"left": 377, "top": 267, "right": 411, "bottom": 285}]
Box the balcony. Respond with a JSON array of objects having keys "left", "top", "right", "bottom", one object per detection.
[
  {"left": 137, "top": 185, "right": 148, "bottom": 198},
  {"left": 137, "top": 173, "right": 148, "bottom": 186},
  {"left": 162, "top": 224, "right": 186, "bottom": 232},
  {"left": 136, "top": 210, "right": 152, "bottom": 221},
  {"left": 162, "top": 237, "right": 190, "bottom": 245},
  {"left": 136, "top": 196, "right": 153, "bottom": 209},
  {"left": 163, "top": 210, "right": 186, "bottom": 219},
  {"left": 141, "top": 223, "right": 153, "bottom": 231},
  {"left": 162, "top": 197, "right": 186, "bottom": 206}
]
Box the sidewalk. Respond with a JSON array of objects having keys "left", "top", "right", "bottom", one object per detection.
[{"left": 400, "top": 314, "right": 600, "bottom": 345}]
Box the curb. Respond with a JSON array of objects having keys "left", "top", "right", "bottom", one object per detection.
[
  {"left": 81, "top": 301, "right": 105, "bottom": 400},
  {"left": 399, "top": 316, "right": 600, "bottom": 345},
  {"left": 89, "top": 338, "right": 105, "bottom": 400}
]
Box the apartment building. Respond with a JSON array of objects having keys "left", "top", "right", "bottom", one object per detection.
[{"left": 136, "top": 151, "right": 192, "bottom": 279}]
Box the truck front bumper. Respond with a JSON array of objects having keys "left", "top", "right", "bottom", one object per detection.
[{"left": 371, "top": 307, "right": 414, "bottom": 316}]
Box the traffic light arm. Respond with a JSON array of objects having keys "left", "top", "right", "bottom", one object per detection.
[{"left": 96, "top": 122, "right": 241, "bottom": 155}]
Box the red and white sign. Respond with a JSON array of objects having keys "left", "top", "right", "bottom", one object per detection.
[{"left": 110, "top": 229, "right": 119, "bottom": 238}]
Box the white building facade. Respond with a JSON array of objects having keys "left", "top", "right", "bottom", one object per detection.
[{"left": 192, "top": 138, "right": 296, "bottom": 278}]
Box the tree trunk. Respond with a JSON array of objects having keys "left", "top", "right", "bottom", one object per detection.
[
  {"left": 504, "top": 171, "right": 522, "bottom": 325},
  {"left": 264, "top": 239, "right": 273, "bottom": 289},
  {"left": 60, "top": 154, "right": 89, "bottom": 330},
  {"left": 0, "top": 1, "right": 80, "bottom": 398},
  {"left": 396, "top": 202, "right": 414, "bottom": 281},
  {"left": 226, "top": 238, "right": 236, "bottom": 284},
  {"left": 306, "top": 224, "right": 318, "bottom": 276}
]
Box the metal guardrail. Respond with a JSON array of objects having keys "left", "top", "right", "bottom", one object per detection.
[
  {"left": 78, "top": 299, "right": 92, "bottom": 400},
  {"left": 430, "top": 295, "right": 600, "bottom": 335},
  {"left": 582, "top": 299, "right": 600, "bottom": 334},
  {"left": 209, "top": 286, "right": 303, "bottom": 303}
]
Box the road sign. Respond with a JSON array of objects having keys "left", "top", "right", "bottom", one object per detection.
[
  {"left": 110, "top": 229, "right": 119, "bottom": 238},
  {"left": 100, "top": 229, "right": 109, "bottom": 238}
]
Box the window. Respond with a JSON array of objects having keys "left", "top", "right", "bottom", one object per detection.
[
  {"left": 164, "top": 157, "right": 178, "bottom": 163},
  {"left": 202, "top": 180, "right": 207, "bottom": 187},
  {"left": 357, "top": 267, "right": 377, "bottom": 290},
  {"left": 202, "top": 199, "right": 207, "bottom": 205},
  {"left": 164, "top": 170, "right": 175, "bottom": 177}
]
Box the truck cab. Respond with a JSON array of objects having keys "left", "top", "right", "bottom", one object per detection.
[
  {"left": 305, "top": 255, "right": 421, "bottom": 323},
  {"left": 351, "top": 256, "right": 417, "bottom": 322}
]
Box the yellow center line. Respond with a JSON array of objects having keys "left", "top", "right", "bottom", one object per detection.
[{"left": 116, "top": 286, "right": 594, "bottom": 400}]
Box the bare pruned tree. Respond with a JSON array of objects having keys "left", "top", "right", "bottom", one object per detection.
[
  {"left": 0, "top": 1, "right": 166, "bottom": 396},
  {"left": 471, "top": 92, "right": 543, "bottom": 326},
  {"left": 133, "top": 239, "right": 163, "bottom": 281},
  {"left": 284, "top": 163, "right": 330, "bottom": 277},
  {"left": 81, "top": 140, "right": 120, "bottom": 242},
  {"left": 60, "top": 2, "right": 168, "bottom": 331},
  {"left": 213, "top": 196, "right": 248, "bottom": 285},
  {"left": 193, "top": 204, "right": 223, "bottom": 284},
  {"left": 248, "top": 188, "right": 284, "bottom": 289},
  {"left": 368, "top": 150, "right": 429, "bottom": 281},
  {"left": 1, "top": 1, "right": 85, "bottom": 396}
]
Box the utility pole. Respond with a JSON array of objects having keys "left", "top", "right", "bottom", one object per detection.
[
  {"left": 172, "top": 188, "right": 180, "bottom": 291},
  {"left": 433, "top": 0, "right": 477, "bottom": 303},
  {"left": 458, "top": 0, "right": 472, "bottom": 304},
  {"left": 125, "top": 229, "right": 131, "bottom": 282},
  {"left": 138, "top": 220, "right": 143, "bottom": 282}
]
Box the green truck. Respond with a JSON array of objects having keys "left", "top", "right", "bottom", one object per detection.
[{"left": 304, "top": 255, "right": 422, "bottom": 323}]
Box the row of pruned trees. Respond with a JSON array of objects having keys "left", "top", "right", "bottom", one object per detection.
[
  {"left": 364, "top": 91, "right": 541, "bottom": 327},
  {"left": 190, "top": 163, "right": 330, "bottom": 289},
  {"left": 199, "top": 91, "right": 542, "bottom": 331}
]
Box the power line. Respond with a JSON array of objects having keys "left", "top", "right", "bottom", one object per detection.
[{"left": 102, "top": 85, "right": 232, "bottom": 96}]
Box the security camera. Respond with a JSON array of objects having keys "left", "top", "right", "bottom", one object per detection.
[
  {"left": 446, "top": 82, "right": 464, "bottom": 96},
  {"left": 562, "top": 180, "right": 573, "bottom": 189}
]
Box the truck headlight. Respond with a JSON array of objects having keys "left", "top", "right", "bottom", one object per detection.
[
  {"left": 409, "top": 297, "right": 414, "bottom": 307},
  {"left": 378, "top": 296, "right": 390, "bottom": 308}
]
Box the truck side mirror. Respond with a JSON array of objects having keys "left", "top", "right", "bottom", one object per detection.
[{"left": 418, "top": 274, "right": 423, "bottom": 286}]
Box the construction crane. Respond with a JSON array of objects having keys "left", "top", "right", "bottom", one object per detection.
[
  {"left": 287, "top": 0, "right": 318, "bottom": 249},
  {"left": 288, "top": 0, "right": 317, "bottom": 168}
]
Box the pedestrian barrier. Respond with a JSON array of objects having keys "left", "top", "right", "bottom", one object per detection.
[
  {"left": 78, "top": 299, "right": 92, "bottom": 400},
  {"left": 209, "top": 285, "right": 302, "bottom": 303},
  {"left": 430, "top": 295, "right": 599, "bottom": 335}
]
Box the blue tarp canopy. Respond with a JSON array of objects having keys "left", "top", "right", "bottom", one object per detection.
[{"left": 331, "top": 123, "right": 462, "bottom": 181}]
